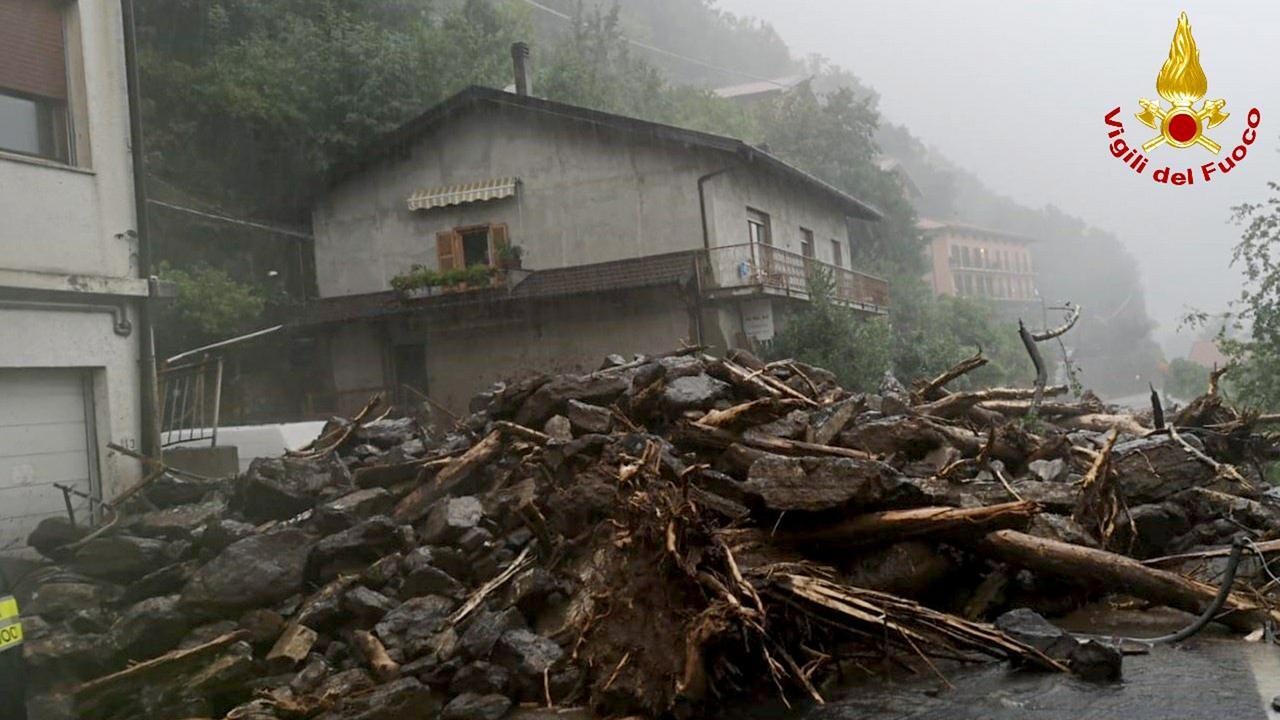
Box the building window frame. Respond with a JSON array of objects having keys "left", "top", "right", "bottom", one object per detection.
[
  {"left": 0, "top": 0, "right": 84, "bottom": 166},
  {"left": 747, "top": 208, "right": 772, "bottom": 246}
]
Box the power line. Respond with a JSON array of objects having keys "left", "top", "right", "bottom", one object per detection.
[
  {"left": 147, "top": 199, "right": 313, "bottom": 241},
  {"left": 516, "top": 0, "right": 792, "bottom": 89}
]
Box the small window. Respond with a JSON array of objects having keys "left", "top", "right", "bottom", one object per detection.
[
  {"left": 0, "top": 0, "right": 71, "bottom": 162},
  {"left": 461, "top": 228, "right": 490, "bottom": 266},
  {"left": 747, "top": 208, "right": 771, "bottom": 246},
  {"left": 800, "top": 228, "right": 814, "bottom": 258},
  {"left": 831, "top": 239, "right": 843, "bottom": 267},
  {"left": 436, "top": 223, "right": 510, "bottom": 271},
  {"left": 948, "top": 245, "right": 958, "bottom": 267},
  {"left": 960, "top": 246, "right": 971, "bottom": 267}
]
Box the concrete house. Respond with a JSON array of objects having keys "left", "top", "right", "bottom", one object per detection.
[
  {"left": 0, "top": 0, "right": 147, "bottom": 549},
  {"left": 302, "top": 83, "right": 888, "bottom": 416},
  {"left": 920, "top": 220, "right": 1039, "bottom": 306}
]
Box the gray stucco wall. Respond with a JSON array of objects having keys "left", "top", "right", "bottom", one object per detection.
[{"left": 312, "top": 94, "right": 869, "bottom": 298}]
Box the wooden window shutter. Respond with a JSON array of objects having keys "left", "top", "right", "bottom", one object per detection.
[
  {"left": 489, "top": 224, "right": 510, "bottom": 266},
  {"left": 436, "top": 230, "right": 461, "bottom": 271},
  {"left": 0, "top": 0, "right": 67, "bottom": 100}
]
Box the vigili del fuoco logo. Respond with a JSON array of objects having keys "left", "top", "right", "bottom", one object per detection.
[{"left": 1104, "top": 11, "right": 1260, "bottom": 186}]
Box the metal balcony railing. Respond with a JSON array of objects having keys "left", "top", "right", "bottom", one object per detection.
[{"left": 700, "top": 242, "right": 889, "bottom": 311}]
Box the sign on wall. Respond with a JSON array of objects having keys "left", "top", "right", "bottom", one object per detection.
[{"left": 741, "top": 299, "right": 775, "bottom": 342}]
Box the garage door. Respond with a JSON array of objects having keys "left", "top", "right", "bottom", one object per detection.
[{"left": 0, "top": 369, "right": 96, "bottom": 553}]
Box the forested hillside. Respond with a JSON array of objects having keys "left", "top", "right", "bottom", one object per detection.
[{"left": 135, "top": 0, "right": 1161, "bottom": 395}]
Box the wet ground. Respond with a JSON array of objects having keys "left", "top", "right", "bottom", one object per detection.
[{"left": 741, "top": 605, "right": 1280, "bottom": 720}]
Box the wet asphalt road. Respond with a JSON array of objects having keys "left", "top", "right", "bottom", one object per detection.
[{"left": 738, "top": 606, "right": 1280, "bottom": 720}]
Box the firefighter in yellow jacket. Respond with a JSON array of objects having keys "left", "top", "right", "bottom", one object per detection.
[{"left": 0, "top": 568, "right": 25, "bottom": 720}]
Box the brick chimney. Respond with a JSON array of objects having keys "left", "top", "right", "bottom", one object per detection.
[{"left": 510, "top": 42, "right": 531, "bottom": 97}]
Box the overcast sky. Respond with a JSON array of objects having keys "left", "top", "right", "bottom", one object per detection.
[{"left": 715, "top": 0, "right": 1280, "bottom": 354}]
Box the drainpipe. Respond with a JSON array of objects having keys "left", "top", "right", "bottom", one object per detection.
[
  {"left": 695, "top": 167, "right": 731, "bottom": 349},
  {"left": 121, "top": 0, "right": 160, "bottom": 458},
  {"left": 697, "top": 167, "right": 731, "bottom": 251}
]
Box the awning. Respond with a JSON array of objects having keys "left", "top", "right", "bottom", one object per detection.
[{"left": 406, "top": 177, "right": 519, "bottom": 211}]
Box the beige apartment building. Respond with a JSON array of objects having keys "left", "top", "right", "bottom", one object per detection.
[{"left": 920, "top": 219, "right": 1038, "bottom": 304}]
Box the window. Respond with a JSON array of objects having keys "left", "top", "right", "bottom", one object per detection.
[
  {"left": 747, "top": 208, "right": 771, "bottom": 246},
  {"left": 436, "top": 224, "right": 510, "bottom": 270},
  {"left": 948, "top": 245, "right": 958, "bottom": 267},
  {"left": 960, "top": 246, "right": 971, "bottom": 268},
  {"left": 0, "top": 0, "right": 71, "bottom": 162},
  {"left": 800, "top": 228, "right": 814, "bottom": 258},
  {"left": 461, "top": 228, "right": 489, "bottom": 266},
  {"left": 831, "top": 239, "right": 843, "bottom": 267}
]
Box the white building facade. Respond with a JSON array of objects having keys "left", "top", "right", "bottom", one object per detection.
[{"left": 0, "top": 0, "right": 146, "bottom": 550}]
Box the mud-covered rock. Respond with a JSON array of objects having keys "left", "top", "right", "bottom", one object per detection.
[
  {"left": 375, "top": 596, "right": 455, "bottom": 662},
  {"left": 450, "top": 661, "right": 512, "bottom": 696},
  {"left": 181, "top": 528, "right": 314, "bottom": 616},
  {"left": 109, "top": 594, "right": 190, "bottom": 660},
  {"left": 994, "top": 608, "right": 1077, "bottom": 660},
  {"left": 565, "top": 399, "right": 612, "bottom": 434},
  {"left": 306, "top": 516, "right": 404, "bottom": 583},
  {"left": 441, "top": 692, "right": 512, "bottom": 720},
  {"left": 420, "top": 497, "right": 484, "bottom": 546},
  {"left": 460, "top": 608, "right": 526, "bottom": 660},
  {"left": 68, "top": 535, "right": 169, "bottom": 582},
  {"left": 493, "top": 629, "right": 563, "bottom": 677}
]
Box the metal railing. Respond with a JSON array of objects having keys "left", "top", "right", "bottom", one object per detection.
[
  {"left": 700, "top": 242, "right": 890, "bottom": 310},
  {"left": 159, "top": 357, "right": 223, "bottom": 447}
]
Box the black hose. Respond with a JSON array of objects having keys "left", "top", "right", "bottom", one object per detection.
[{"left": 1121, "top": 538, "right": 1248, "bottom": 645}]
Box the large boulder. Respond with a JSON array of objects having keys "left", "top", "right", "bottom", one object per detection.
[
  {"left": 235, "top": 456, "right": 346, "bottom": 523},
  {"left": 1112, "top": 436, "right": 1216, "bottom": 503},
  {"left": 313, "top": 488, "right": 395, "bottom": 533},
  {"left": 375, "top": 596, "right": 456, "bottom": 662},
  {"left": 662, "top": 374, "right": 731, "bottom": 412},
  {"left": 127, "top": 497, "right": 228, "bottom": 541},
  {"left": 109, "top": 595, "right": 190, "bottom": 660},
  {"left": 333, "top": 676, "right": 441, "bottom": 720},
  {"left": 565, "top": 400, "right": 612, "bottom": 435},
  {"left": 26, "top": 517, "right": 89, "bottom": 558},
  {"left": 68, "top": 535, "right": 169, "bottom": 582},
  {"left": 742, "top": 455, "right": 917, "bottom": 513},
  {"left": 441, "top": 693, "right": 512, "bottom": 720},
  {"left": 515, "top": 374, "right": 630, "bottom": 426},
  {"left": 492, "top": 629, "right": 563, "bottom": 677},
  {"left": 419, "top": 497, "right": 484, "bottom": 546},
  {"left": 180, "top": 528, "right": 314, "bottom": 616},
  {"left": 306, "top": 516, "right": 405, "bottom": 583},
  {"left": 460, "top": 608, "right": 526, "bottom": 660},
  {"left": 994, "top": 608, "right": 1077, "bottom": 660}
]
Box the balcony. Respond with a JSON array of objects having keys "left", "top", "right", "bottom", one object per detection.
[{"left": 699, "top": 243, "right": 889, "bottom": 312}]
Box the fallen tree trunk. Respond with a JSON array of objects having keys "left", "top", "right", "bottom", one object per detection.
[
  {"left": 780, "top": 501, "right": 1039, "bottom": 550},
  {"left": 1058, "top": 413, "right": 1150, "bottom": 436},
  {"left": 916, "top": 385, "right": 1067, "bottom": 419},
  {"left": 675, "top": 421, "right": 874, "bottom": 461},
  {"left": 975, "top": 529, "right": 1279, "bottom": 632},
  {"left": 392, "top": 429, "right": 502, "bottom": 522}
]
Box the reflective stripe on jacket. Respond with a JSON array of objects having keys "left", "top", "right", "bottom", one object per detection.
[{"left": 0, "top": 595, "right": 21, "bottom": 654}]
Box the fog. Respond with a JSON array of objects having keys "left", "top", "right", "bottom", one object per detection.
[{"left": 718, "top": 0, "right": 1280, "bottom": 356}]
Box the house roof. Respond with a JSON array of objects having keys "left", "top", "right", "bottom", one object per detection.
[
  {"left": 1187, "top": 339, "right": 1229, "bottom": 369},
  {"left": 917, "top": 218, "right": 1036, "bottom": 245},
  {"left": 712, "top": 74, "right": 810, "bottom": 99},
  {"left": 294, "top": 251, "right": 700, "bottom": 327},
  {"left": 325, "top": 85, "right": 881, "bottom": 222}
]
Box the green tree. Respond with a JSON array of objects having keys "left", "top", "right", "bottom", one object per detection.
[
  {"left": 769, "top": 268, "right": 894, "bottom": 391},
  {"left": 1165, "top": 358, "right": 1209, "bottom": 401},
  {"left": 157, "top": 263, "right": 267, "bottom": 352}
]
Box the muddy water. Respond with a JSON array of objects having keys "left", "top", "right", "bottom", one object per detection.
[{"left": 733, "top": 606, "right": 1280, "bottom": 720}]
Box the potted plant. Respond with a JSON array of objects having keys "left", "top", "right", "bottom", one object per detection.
[{"left": 498, "top": 244, "right": 524, "bottom": 271}]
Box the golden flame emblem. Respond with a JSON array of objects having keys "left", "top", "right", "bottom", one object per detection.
[{"left": 1136, "top": 12, "right": 1228, "bottom": 153}]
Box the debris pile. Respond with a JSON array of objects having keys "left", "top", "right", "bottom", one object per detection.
[{"left": 13, "top": 347, "right": 1280, "bottom": 719}]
